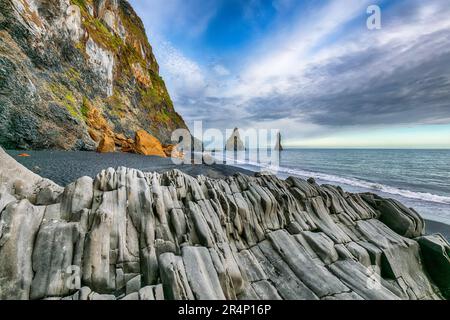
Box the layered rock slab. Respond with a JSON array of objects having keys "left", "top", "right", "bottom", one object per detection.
[{"left": 0, "top": 154, "right": 448, "bottom": 300}]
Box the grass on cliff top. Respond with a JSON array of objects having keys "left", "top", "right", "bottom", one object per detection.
[
  {"left": 85, "top": 18, "right": 123, "bottom": 52},
  {"left": 68, "top": 0, "right": 184, "bottom": 129},
  {"left": 71, "top": 0, "right": 151, "bottom": 70},
  {"left": 71, "top": 0, "right": 158, "bottom": 89},
  {"left": 71, "top": 0, "right": 122, "bottom": 52},
  {"left": 118, "top": 4, "right": 159, "bottom": 74}
]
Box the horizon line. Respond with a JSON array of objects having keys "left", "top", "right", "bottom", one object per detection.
[{"left": 203, "top": 147, "right": 450, "bottom": 150}]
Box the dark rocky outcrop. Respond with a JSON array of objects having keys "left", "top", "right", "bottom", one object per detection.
[
  {"left": 0, "top": 0, "right": 187, "bottom": 151},
  {"left": 0, "top": 147, "right": 449, "bottom": 300},
  {"left": 417, "top": 234, "right": 450, "bottom": 299}
]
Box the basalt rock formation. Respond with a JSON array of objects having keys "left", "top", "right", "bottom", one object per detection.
[
  {"left": 0, "top": 0, "right": 187, "bottom": 151},
  {"left": 0, "top": 146, "right": 449, "bottom": 300}
]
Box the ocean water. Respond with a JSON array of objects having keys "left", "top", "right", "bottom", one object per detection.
[{"left": 216, "top": 149, "right": 450, "bottom": 225}]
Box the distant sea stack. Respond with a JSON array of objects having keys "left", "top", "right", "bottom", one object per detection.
[
  {"left": 225, "top": 128, "right": 245, "bottom": 151},
  {"left": 0, "top": 0, "right": 188, "bottom": 151},
  {"left": 274, "top": 132, "right": 283, "bottom": 151}
]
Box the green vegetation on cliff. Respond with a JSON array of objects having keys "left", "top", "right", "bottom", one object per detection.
[{"left": 0, "top": 0, "right": 188, "bottom": 150}]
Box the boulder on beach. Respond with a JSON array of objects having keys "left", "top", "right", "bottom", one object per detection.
[
  {"left": 0, "top": 147, "right": 63, "bottom": 205},
  {"left": 361, "top": 193, "right": 425, "bottom": 238},
  {"left": 417, "top": 234, "right": 450, "bottom": 299},
  {"left": 134, "top": 130, "right": 167, "bottom": 157},
  {"left": 97, "top": 134, "right": 116, "bottom": 153},
  {"left": 163, "top": 144, "right": 183, "bottom": 159}
]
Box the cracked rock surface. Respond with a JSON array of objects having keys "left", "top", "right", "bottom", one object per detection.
[{"left": 0, "top": 148, "right": 449, "bottom": 300}]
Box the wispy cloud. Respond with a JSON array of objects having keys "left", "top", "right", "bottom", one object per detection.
[
  {"left": 129, "top": 0, "right": 221, "bottom": 38},
  {"left": 154, "top": 41, "right": 207, "bottom": 99},
  {"left": 213, "top": 64, "right": 231, "bottom": 77},
  {"left": 130, "top": 0, "right": 450, "bottom": 145},
  {"left": 236, "top": 0, "right": 450, "bottom": 130}
]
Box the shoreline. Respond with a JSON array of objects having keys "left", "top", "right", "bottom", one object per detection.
[
  {"left": 226, "top": 162, "right": 450, "bottom": 225},
  {"left": 7, "top": 149, "right": 450, "bottom": 241}
]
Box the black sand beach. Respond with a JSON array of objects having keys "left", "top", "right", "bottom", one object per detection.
[
  {"left": 7, "top": 150, "right": 253, "bottom": 185},
  {"left": 7, "top": 150, "right": 450, "bottom": 241}
]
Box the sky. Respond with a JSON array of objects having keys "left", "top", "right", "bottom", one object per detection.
[{"left": 129, "top": 0, "right": 450, "bottom": 148}]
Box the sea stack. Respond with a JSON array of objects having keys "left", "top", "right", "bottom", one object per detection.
[
  {"left": 275, "top": 132, "right": 283, "bottom": 151},
  {"left": 225, "top": 128, "right": 246, "bottom": 151}
]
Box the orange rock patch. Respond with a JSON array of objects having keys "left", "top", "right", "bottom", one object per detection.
[
  {"left": 132, "top": 63, "right": 152, "bottom": 88},
  {"left": 87, "top": 107, "right": 111, "bottom": 134},
  {"left": 134, "top": 130, "right": 166, "bottom": 157},
  {"left": 85, "top": 104, "right": 182, "bottom": 158},
  {"left": 88, "top": 128, "right": 101, "bottom": 143},
  {"left": 97, "top": 134, "right": 115, "bottom": 153}
]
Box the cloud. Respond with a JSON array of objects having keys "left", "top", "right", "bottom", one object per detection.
[
  {"left": 154, "top": 41, "right": 207, "bottom": 98},
  {"left": 212, "top": 64, "right": 231, "bottom": 77},
  {"left": 130, "top": 0, "right": 450, "bottom": 144},
  {"left": 129, "top": 0, "right": 221, "bottom": 38},
  {"left": 238, "top": 0, "right": 450, "bottom": 131},
  {"left": 230, "top": 0, "right": 373, "bottom": 98},
  {"left": 207, "top": 0, "right": 450, "bottom": 138},
  {"left": 150, "top": 42, "right": 245, "bottom": 129}
]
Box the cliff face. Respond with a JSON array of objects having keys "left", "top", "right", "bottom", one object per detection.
[
  {"left": 0, "top": 0, "right": 187, "bottom": 150},
  {"left": 0, "top": 147, "right": 449, "bottom": 300}
]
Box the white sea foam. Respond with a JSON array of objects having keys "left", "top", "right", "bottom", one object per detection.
[
  {"left": 208, "top": 152, "right": 450, "bottom": 205},
  {"left": 273, "top": 165, "right": 450, "bottom": 204}
]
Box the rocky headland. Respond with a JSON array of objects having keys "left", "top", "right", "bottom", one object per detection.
[
  {"left": 0, "top": 0, "right": 186, "bottom": 154},
  {"left": 1, "top": 146, "right": 449, "bottom": 300}
]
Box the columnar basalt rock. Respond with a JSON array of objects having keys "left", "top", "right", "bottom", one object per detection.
[{"left": 0, "top": 149, "right": 449, "bottom": 300}]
